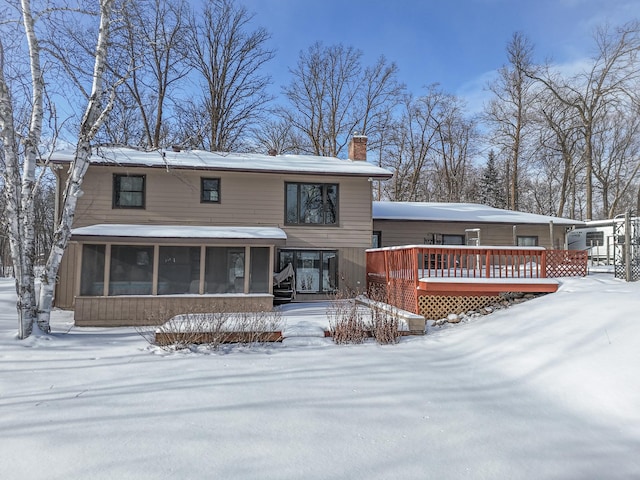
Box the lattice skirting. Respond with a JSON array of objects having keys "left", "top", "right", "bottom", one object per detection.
[{"left": 419, "top": 294, "right": 501, "bottom": 320}]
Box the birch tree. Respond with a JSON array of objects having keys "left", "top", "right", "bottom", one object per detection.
[{"left": 0, "top": 0, "right": 119, "bottom": 338}]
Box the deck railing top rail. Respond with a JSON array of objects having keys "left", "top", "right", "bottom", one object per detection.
[{"left": 367, "top": 245, "right": 547, "bottom": 253}]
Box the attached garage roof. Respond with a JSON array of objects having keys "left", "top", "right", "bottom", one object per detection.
[
  {"left": 373, "top": 202, "right": 584, "bottom": 226},
  {"left": 71, "top": 224, "right": 287, "bottom": 240}
]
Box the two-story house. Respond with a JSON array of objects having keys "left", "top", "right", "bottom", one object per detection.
[{"left": 52, "top": 136, "right": 392, "bottom": 326}]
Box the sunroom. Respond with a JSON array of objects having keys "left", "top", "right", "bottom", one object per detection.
[{"left": 64, "top": 224, "right": 287, "bottom": 327}]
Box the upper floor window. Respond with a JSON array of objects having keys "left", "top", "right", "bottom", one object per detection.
[
  {"left": 201, "top": 177, "right": 220, "bottom": 203},
  {"left": 113, "top": 174, "right": 145, "bottom": 209},
  {"left": 285, "top": 182, "right": 338, "bottom": 225}
]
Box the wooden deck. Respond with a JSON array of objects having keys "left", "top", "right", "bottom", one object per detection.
[{"left": 366, "top": 245, "right": 587, "bottom": 317}]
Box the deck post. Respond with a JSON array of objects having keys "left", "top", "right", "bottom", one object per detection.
[
  {"left": 485, "top": 249, "right": 491, "bottom": 278},
  {"left": 384, "top": 249, "right": 390, "bottom": 290},
  {"left": 541, "top": 250, "right": 547, "bottom": 278},
  {"left": 413, "top": 247, "right": 420, "bottom": 315}
]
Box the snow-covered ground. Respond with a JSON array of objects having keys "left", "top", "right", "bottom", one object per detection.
[{"left": 1, "top": 274, "right": 639, "bottom": 479}]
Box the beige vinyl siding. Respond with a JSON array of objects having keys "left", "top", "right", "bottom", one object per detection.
[
  {"left": 69, "top": 166, "right": 373, "bottom": 249},
  {"left": 74, "top": 295, "right": 273, "bottom": 327},
  {"left": 339, "top": 246, "right": 367, "bottom": 292},
  {"left": 374, "top": 220, "right": 565, "bottom": 249},
  {"left": 55, "top": 242, "right": 79, "bottom": 308}
]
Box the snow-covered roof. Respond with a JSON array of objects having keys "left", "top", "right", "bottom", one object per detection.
[
  {"left": 71, "top": 224, "right": 287, "bottom": 240},
  {"left": 51, "top": 147, "right": 393, "bottom": 179},
  {"left": 373, "top": 201, "right": 584, "bottom": 226}
]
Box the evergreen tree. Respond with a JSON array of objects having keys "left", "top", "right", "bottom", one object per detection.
[{"left": 480, "top": 150, "right": 506, "bottom": 208}]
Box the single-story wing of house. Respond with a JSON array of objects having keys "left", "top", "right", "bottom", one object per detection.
[{"left": 372, "top": 201, "right": 585, "bottom": 249}]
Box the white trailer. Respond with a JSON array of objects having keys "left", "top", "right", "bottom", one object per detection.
[{"left": 567, "top": 217, "right": 628, "bottom": 264}]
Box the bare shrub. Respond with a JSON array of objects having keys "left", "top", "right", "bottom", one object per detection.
[
  {"left": 366, "top": 286, "right": 400, "bottom": 345},
  {"left": 370, "top": 306, "right": 400, "bottom": 345},
  {"left": 228, "top": 309, "right": 284, "bottom": 346},
  {"left": 152, "top": 310, "right": 232, "bottom": 351},
  {"left": 328, "top": 290, "right": 367, "bottom": 344},
  {"left": 367, "top": 282, "right": 387, "bottom": 304}
]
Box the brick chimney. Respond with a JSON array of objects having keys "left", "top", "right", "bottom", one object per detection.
[{"left": 348, "top": 134, "right": 367, "bottom": 161}]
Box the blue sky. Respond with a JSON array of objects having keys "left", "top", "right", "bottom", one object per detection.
[{"left": 244, "top": 0, "right": 638, "bottom": 112}]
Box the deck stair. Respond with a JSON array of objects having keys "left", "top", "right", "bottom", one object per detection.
[{"left": 273, "top": 263, "right": 295, "bottom": 305}]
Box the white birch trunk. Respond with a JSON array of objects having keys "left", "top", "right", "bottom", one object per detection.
[
  {"left": 2, "top": 0, "right": 116, "bottom": 337},
  {"left": 37, "top": 0, "right": 116, "bottom": 331},
  {"left": 20, "top": 0, "right": 44, "bottom": 334},
  {"left": 0, "top": 0, "right": 43, "bottom": 338}
]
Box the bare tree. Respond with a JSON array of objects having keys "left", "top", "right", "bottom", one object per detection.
[
  {"left": 432, "top": 96, "right": 478, "bottom": 202},
  {"left": 533, "top": 90, "right": 583, "bottom": 217},
  {"left": 34, "top": 178, "right": 55, "bottom": 261},
  {"left": 251, "top": 117, "right": 303, "bottom": 155},
  {"left": 530, "top": 20, "right": 640, "bottom": 220},
  {"left": 381, "top": 85, "right": 477, "bottom": 203},
  {"left": 100, "top": 0, "right": 190, "bottom": 148},
  {"left": 183, "top": 0, "right": 274, "bottom": 152},
  {"left": 0, "top": 0, "right": 121, "bottom": 338},
  {"left": 382, "top": 90, "right": 442, "bottom": 201},
  {"left": 485, "top": 32, "right": 537, "bottom": 211},
  {"left": 282, "top": 42, "right": 403, "bottom": 157},
  {"left": 592, "top": 104, "right": 640, "bottom": 217}
]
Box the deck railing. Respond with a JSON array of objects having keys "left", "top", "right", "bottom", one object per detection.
[{"left": 366, "top": 246, "right": 588, "bottom": 315}]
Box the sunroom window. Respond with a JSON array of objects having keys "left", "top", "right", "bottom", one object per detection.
[
  {"left": 80, "top": 244, "right": 105, "bottom": 296},
  {"left": 78, "top": 244, "right": 272, "bottom": 297},
  {"left": 158, "top": 246, "right": 201, "bottom": 294},
  {"left": 109, "top": 245, "right": 154, "bottom": 295},
  {"left": 204, "top": 247, "right": 246, "bottom": 294}
]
